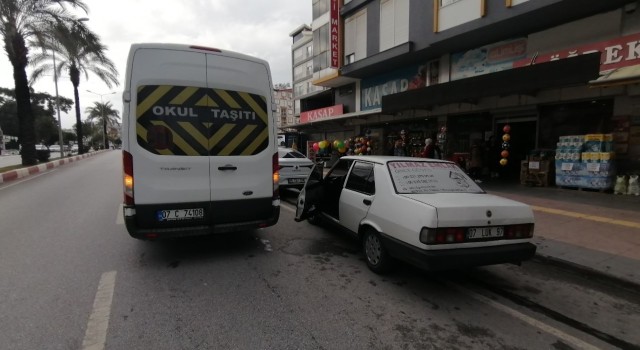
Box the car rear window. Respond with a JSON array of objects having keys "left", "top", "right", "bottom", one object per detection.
[{"left": 387, "top": 161, "right": 483, "bottom": 194}]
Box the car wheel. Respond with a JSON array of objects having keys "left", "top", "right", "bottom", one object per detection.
[{"left": 362, "top": 229, "right": 392, "bottom": 274}]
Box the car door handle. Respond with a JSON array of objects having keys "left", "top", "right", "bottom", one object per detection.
[
  {"left": 363, "top": 199, "right": 372, "bottom": 206},
  {"left": 218, "top": 165, "right": 237, "bottom": 171}
]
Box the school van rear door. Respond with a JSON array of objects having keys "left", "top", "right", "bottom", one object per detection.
[
  {"left": 205, "top": 54, "right": 275, "bottom": 225},
  {"left": 128, "top": 48, "right": 211, "bottom": 230}
]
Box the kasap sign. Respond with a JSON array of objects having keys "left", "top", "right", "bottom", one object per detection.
[{"left": 361, "top": 65, "right": 426, "bottom": 111}]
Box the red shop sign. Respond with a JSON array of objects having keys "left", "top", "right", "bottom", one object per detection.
[
  {"left": 300, "top": 105, "right": 344, "bottom": 124},
  {"left": 513, "top": 32, "right": 640, "bottom": 71}
]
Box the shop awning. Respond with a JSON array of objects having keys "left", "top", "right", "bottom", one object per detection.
[
  {"left": 589, "top": 64, "right": 640, "bottom": 88},
  {"left": 381, "top": 53, "right": 602, "bottom": 114}
]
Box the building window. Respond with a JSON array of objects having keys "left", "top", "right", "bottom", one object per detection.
[
  {"left": 313, "top": 24, "right": 330, "bottom": 72},
  {"left": 312, "top": 0, "right": 330, "bottom": 20},
  {"left": 345, "top": 53, "right": 355, "bottom": 64},
  {"left": 380, "top": 0, "right": 409, "bottom": 52},
  {"left": 344, "top": 9, "right": 367, "bottom": 63}
]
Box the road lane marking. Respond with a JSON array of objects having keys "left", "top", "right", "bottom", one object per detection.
[
  {"left": 82, "top": 271, "right": 117, "bottom": 350},
  {"left": 0, "top": 170, "right": 55, "bottom": 190},
  {"left": 449, "top": 283, "right": 600, "bottom": 350},
  {"left": 531, "top": 205, "right": 640, "bottom": 229},
  {"left": 115, "top": 204, "right": 124, "bottom": 225}
]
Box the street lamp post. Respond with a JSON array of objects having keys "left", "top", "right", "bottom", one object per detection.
[{"left": 86, "top": 90, "right": 116, "bottom": 149}]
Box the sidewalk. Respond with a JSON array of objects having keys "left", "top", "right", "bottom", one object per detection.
[
  {"left": 481, "top": 180, "right": 640, "bottom": 288},
  {"left": 0, "top": 151, "right": 105, "bottom": 184}
]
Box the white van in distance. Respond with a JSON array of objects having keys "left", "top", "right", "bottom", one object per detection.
[{"left": 121, "top": 43, "right": 280, "bottom": 240}]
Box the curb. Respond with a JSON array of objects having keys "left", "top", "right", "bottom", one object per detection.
[
  {"left": 0, "top": 151, "right": 105, "bottom": 184},
  {"left": 533, "top": 253, "right": 640, "bottom": 294}
]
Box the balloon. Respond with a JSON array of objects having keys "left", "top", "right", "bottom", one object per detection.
[
  {"left": 501, "top": 150, "right": 509, "bottom": 158},
  {"left": 502, "top": 142, "right": 510, "bottom": 149},
  {"left": 360, "top": 137, "right": 365, "bottom": 142},
  {"left": 500, "top": 158, "right": 508, "bottom": 166},
  {"left": 319, "top": 140, "right": 327, "bottom": 149},
  {"left": 367, "top": 147, "right": 371, "bottom": 152},
  {"left": 502, "top": 134, "right": 511, "bottom": 142},
  {"left": 344, "top": 140, "right": 349, "bottom": 148},
  {"left": 336, "top": 140, "right": 344, "bottom": 149},
  {"left": 333, "top": 140, "right": 339, "bottom": 148},
  {"left": 338, "top": 147, "right": 347, "bottom": 153},
  {"left": 503, "top": 125, "right": 511, "bottom": 133},
  {"left": 312, "top": 142, "right": 319, "bottom": 152}
]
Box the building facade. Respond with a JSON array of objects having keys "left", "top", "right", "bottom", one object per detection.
[
  {"left": 274, "top": 87, "right": 295, "bottom": 131},
  {"left": 291, "top": 0, "right": 640, "bottom": 181}
]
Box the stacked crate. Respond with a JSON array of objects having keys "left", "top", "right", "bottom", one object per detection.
[{"left": 555, "top": 134, "right": 616, "bottom": 190}]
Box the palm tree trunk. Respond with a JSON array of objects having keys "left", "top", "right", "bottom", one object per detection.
[
  {"left": 72, "top": 82, "right": 84, "bottom": 154},
  {"left": 103, "top": 116, "right": 108, "bottom": 149},
  {"left": 8, "top": 34, "right": 37, "bottom": 166}
]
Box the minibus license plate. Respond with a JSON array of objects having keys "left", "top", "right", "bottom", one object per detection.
[
  {"left": 467, "top": 227, "right": 503, "bottom": 239},
  {"left": 157, "top": 208, "right": 204, "bottom": 221},
  {"left": 289, "top": 178, "right": 305, "bottom": 184}
]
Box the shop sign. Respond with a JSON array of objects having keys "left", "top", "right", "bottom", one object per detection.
[
  {"left": 361, "top": 65, "right": 425, "bottom": 111},
  {"left": 451, "top": 38, "right": 527, "bottom": 80},
  {"left": 299, "top": 104, "right": 344, "bottom": 124},
  {"left": 513, "top": 32, "right": 640, "bottom": 72},
  {"left": 330, "top": 0, "right": 340, "bottom": 69}
]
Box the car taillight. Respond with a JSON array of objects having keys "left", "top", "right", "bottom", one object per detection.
[
  {"left": 272, "top": 152, "right": 279, "bottom": 200},
  {"left": 505, "top": 223, "right": 534, "bottom": 239},
  {"left": 420, "top": 227, "right": 465, "bottom": 244},
  {"left": 420, "top": 223, "right": 534, "bottom": 245},
  {"left": 123, "top": 151, "right": 134, "bottom": 205}
]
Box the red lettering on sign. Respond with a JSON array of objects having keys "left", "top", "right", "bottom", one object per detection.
[{"left": 299, "top": 105, "right": 344, "bottom": 124}]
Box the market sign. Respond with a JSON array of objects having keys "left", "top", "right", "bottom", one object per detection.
[
  {"left": 451, "top": 38, "right": 527, "bottom": 80},
  {"left": 361, "top": 65, "right": 425, "bottom": 111},
  {"left": 299, "top": 104, "right": 344, "bottom": 124},
  {"left": 329, "top": 0, "right": 340, "bottom": 68},
  {"left": 513, "top": 32, "right": 640, "bottom": 72}
]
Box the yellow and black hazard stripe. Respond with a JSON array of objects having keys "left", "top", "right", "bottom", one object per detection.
[{"left": 136, "top": 85, "right": 269, "bottom": 156}]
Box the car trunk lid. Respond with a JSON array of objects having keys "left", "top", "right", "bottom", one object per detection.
[{"left": 401, "top": 193, "right": 533, "bottom": 227}]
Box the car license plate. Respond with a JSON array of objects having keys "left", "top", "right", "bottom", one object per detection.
[
  {"left": 157, "top": 208, "right": 204, "bottom": 221},
  {"left": 467, "top": 226, "right": 504, "bottom": 239},
  {"left": 289, "top": 178, "right": 305, "bottom": 184}
]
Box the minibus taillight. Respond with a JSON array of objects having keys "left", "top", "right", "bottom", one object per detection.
[
  {"left": 272, "top": 152, "right": 280, "bottom": 200},
  {"left": 123, "top": 151, "right": 134, "bottom": 205}
]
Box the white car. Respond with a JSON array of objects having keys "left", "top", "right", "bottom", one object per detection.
[
  {"left": 49, "top": 145, "right": 60, "bottom": 152},
  {"left": 295, "top": 156, "right": 536, "bottom": 273},
  {"left": 278, "top": 148, "right": 313, "bottom": 189}
]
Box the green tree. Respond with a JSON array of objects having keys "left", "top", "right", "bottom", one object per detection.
[
  {"left": 0, "top": 0, "right": 89, "bottom": 165},
  {"left": 0, "top": 87, "right": 73, "bottom": 146},
  {"left": 85, "top": 101, "right": 119, "bottom": 149},
  {"left": 30, "top": 19, "right": 119, "bottom": 155}
]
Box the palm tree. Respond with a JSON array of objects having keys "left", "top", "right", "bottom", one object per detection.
[
  {"left": 30, "top": 20, "right": 119, "bottom": 154},
  {"left": 85, "top": 101, "right": 119, "bottom": 149},
  {"left": 0, "top": 0, "right": 89, "bottom": 165}
]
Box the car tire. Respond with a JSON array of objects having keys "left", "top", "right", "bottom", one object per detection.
[{"left": 362, "top": 228, "right": 392, "bottom": 274}]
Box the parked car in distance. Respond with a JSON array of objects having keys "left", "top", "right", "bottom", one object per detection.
[
  {"left": 71, "top": 144, "right": 79, "bottom": 153},
  {"left": 295, "top": 156, "right": 536, "bottom": 274},
  {"left": 278, "top": 147, "right": 314, "bottom": 189},
  {"left": 49, "top": 145, "right": 60, "bottom": 152}
]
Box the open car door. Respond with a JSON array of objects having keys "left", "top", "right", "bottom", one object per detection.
[{"left": 295, "top": 163, "right": 324, "bottom": 222}]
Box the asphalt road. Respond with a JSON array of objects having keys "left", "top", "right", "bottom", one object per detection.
[{"left": 0, "top": 151, "right": 638, "bottom": 350}]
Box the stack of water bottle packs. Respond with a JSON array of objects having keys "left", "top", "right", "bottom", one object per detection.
[{"left": 555, "top": 134, "right": 616, "bottom": 189}]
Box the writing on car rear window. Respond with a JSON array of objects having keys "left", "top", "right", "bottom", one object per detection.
[{"left": 387, "top": 161, "right": 483, "bottom": 194}]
